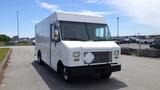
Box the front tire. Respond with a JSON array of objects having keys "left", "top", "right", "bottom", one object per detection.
[{"left": 63, "top": 66, "right": 72, "bottom": 82}]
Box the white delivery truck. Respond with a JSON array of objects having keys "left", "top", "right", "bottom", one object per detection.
[{"left": 35, "top": 12, "right": 121, "bottom": 81}]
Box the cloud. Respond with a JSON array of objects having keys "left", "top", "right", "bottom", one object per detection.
[
  {"left": 59, "top": 10, "right": 116, "bottom": 16},
  {"left": 85, "top": 0, "right": 99, "bottom": 3},
  {"left": 76, "top": 10, "right": 111, "bottom": 16},
  {"left": 105, "top": 0, "right": 160, "bottom": 28},
  {"left": 39, "top": 2, "right": 60, "bottom": 12},
  {"left": 37, "top": 2, "right": 115, "bottom": 16},
  {"left": 85, "top": 0, "right": 160, "bottom": 28},
  {"left": 31, "top": 20, "right": 39, "bottom": 23}
]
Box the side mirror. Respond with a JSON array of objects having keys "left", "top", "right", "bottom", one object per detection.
[
  {"left": 51, "top": 23, "right": 60, "bottom": 42},
  {"left": 54, "top": 29, "right": 60, "bottom": 42}
]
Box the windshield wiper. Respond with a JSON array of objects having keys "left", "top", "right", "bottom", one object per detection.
[{"left": 64, "top": 38, "right": 87, "bottom": 41}]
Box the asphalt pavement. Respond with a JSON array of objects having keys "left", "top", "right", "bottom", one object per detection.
[{"left": 0, "top": 46, "right": 160, "bottom": 90}]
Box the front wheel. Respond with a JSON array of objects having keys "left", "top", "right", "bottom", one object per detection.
[
  {"left": 100, "top": 72, "right": 112, "bottom": 79},
  {"left": 63, "top": 67, "right": 72, "bottom": 82}
]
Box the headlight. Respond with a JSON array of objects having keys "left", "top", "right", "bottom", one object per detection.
[
  {"left": 73, "top": 51, "right": 80, "bottom": 57},
  {"left": 114, "top": 50, "right": 119, "bottom": 55}
]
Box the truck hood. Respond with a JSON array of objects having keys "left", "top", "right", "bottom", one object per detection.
[{"left": 61, "top": 41, "right": 120, "bottom": 49}]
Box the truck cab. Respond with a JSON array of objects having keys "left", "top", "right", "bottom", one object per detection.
[{"left": 35, "top": 12, "right": 121, "bottom": 82}]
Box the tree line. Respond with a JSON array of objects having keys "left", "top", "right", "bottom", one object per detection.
[{"left": 0, "top": 34, "right": 10, "bottom": 42}]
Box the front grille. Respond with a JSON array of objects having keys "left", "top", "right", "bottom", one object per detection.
[{"left": 91, "top": 52, "right": 112, "bottom": 63}]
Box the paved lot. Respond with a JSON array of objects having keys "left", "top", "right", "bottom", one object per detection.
[{"left": 1, "top": 46, "right": 160, "bottom": 90}]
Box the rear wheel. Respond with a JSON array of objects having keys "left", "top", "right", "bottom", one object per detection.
[
  {"left": 38, "top": 52, "right": 43, "bottom": 65},
  {"left": 100, "top": 72, "right": 112, "bottom": 79}
]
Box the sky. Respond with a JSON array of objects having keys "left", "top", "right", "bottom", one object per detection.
[{"left": 1, "top": 0, "right": 160, "bottom": 38}]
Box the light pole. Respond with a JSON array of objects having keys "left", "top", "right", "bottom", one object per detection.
[
  {"left": 117, "top": 17, "right": 119, "bottom": 38},
  {"left": 17, "top": 11, "right": 19, "bottom": 44}
]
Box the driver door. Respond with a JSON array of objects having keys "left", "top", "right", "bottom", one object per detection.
[{"left": 50, "top": 24, "right": 60, "bottom": 70}]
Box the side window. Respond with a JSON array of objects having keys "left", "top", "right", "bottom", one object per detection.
[{"left": 95, "top": 27, "right": 105, "bottom": 38}]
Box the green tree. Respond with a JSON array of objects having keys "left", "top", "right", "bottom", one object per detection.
[{"left": 0, "top": 34, "right": 10, "bottom": 42}]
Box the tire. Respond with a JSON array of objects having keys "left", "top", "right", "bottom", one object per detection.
[
  {"left": 100, "top": 72, "right": 112, "bottom": 79},
  {"left": 62, "top": 66, "right": 72, "bottom": 82},
  {"left": 57, "top": 62, "right": 63, "bottom": 75},
  {"left": 38, "top": 52, "right": 43, "bottom": 65}
]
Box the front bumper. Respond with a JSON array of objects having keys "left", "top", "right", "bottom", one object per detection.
[{"left": 65, "top": 63, "right": 121, "bottom": 76}]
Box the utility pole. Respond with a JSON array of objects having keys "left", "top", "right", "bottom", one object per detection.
[
  {"left": 17, "top": 11, "right": 19, "bottom": 44},
  {"left": 117, "top": 17, "right": 119, "bottom": 38}
]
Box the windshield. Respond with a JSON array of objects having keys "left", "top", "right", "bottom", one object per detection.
[{"left": 60, "top": 21, "right": 111, "bottom": 41}]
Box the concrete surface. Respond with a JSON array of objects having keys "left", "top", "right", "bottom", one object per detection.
[
  {"left": 0, "top": 46, "right": 160, "bottom": 90},
  {"left": 0, "top": 46, "right": 49, "bottom": 90}
]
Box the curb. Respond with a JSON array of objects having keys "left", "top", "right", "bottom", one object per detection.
[{"left": 0, "top": 49, "right": 12, "bottom": 81}]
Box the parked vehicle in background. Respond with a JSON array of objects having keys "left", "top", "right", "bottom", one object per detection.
[
  {"left": 135, "top": 38, "right": 141, "bottom": 43},
  {"left": 148, "top": 39, "right": 154, "bottom": 44},
  {"left": 118, "top": 37, "right": 130, "bottom": 44},
  {"left": 139, "top": 39, "right": 149, "bottom": 44},
  {"left": 35, "top": 12, "right": 121, "bottom": 82},
  {"left": 150, "top": 39, "right": 160, "bottom": 49},
  {"left": 128, "top": 37, "right": 137, "bottom": 43},
  {"left": 129, "top": 37, "right": 145, "bottom": 44}
]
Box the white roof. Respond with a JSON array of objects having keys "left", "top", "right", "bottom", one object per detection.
[{"left": 55, "top": 12, "right": 106, "bottom": 24}]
